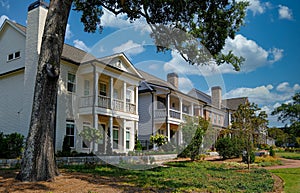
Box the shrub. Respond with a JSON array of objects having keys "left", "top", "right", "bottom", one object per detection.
[
  {"left": 0, "top": 132, "right": 24, "bottom": 159},
  {"left": 269, "top": 146, "right": 275, "bottom": 157},
  {"left": 216, "top": 136, "right": 244, "bottom": 159}
]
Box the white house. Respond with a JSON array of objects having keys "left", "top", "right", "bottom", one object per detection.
[{"left": 0, "top": 1, "right": 142, "bottom": 154}]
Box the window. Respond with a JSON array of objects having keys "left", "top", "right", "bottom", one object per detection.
[
  {"left": 213, "top": 114, "right": 217, "bottom": 123},
  {"left": 99, "top": 82, "right": 107, "bottom": 96},
  {"left": 218, "top": 115, "right": 221, "bottom": 124},
  {"left": 67, "top": 73, "right": 76, "bottom": 93},
  {"left": 182, "top": 104, "right": 189, "bottom": 114},
  {"left": 84, "top": 80, "right": 90, "bottom": 96},
  {"left": 113, "top": 89, "right": 119, "bottom": 99},
  {"left": 66, "top": 121, "right": 75, "bottom": 148},
  {"left": 113, "top": 127, "right": 119, "bottom": 149},
  {"left": 126, "top": 128, "right": 130, "bottom": 149},
  {"left": 7, "top": 51, "right": 21, "bottom": 61},
  {"left": 126, "top": 90, "right": 132, "bottom": 103}
]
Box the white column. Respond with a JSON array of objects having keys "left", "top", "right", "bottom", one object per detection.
[
  {"left": 123, "top": 82, "right": 127, "bottom": 112},
  {"left": 110, "top": 77, "right": 114, "bottom": 109},
  {"left": 123, "top": 119, "right": 126, "bottom": 152},
  {"left": 135, "top": 86, "right": 139, "bottom": 114},
  {"left": 191, "top": 103, "right": 194, "bottom": 116},
  {"left": 94, "top": 72, "right": 99, "bottom": 108},
  {"left": 179, "top": 98, "right": 183, "bottom": 120},
  {"left": 109, "top": 116, "right": 113, "bottom": 150},
  {"left": 167, "top": 94, "right": 170, "bottom": 141}
]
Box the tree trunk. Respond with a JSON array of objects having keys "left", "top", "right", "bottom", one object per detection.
[{"left": 16, "top": 0, "right": 73, "bottom": 182}]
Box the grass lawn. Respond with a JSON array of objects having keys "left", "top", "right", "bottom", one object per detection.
[
  {"left": 270, "top": 167, "right": 300, "bottom": 193},
  {"left": 65, "top": 161, "right": 274, "bottom": 192},
  {"left": 276, "top": 152, "right": 300, "bottom": 160}
]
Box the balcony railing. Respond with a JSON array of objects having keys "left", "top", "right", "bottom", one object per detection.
[
  {"left": 155, "top": 109, "right": 166, "bottom": 118},
  {"left": 170, "top": 109, "right": 181, "bottom": 119},
  {"left": 98, "top": 95, "right": 110, "bottom": 108},
  {"left": 126, "top": 103, "right": 136, "bottom": 114},
  {"left": 112, "top": 98, "right": 124, "bottom": 111},
  {"left": 80, "top": 95, "right": 136, "bottom": 114}
]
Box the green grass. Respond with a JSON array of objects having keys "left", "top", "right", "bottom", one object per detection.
[
  {"left": 276, "top": 152, "right": 300, "bottom": 160},
  {"left": 64, "top": 161, "right": 274, "bottom": 193},
  {"left": 270, "top": 167, "right": 300, "bottom": 193}
]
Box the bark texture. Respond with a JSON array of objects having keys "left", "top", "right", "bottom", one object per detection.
[{"left": 17, "top": 0, "right": 73, "bottom": 182}]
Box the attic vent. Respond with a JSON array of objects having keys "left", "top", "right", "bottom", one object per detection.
[{"left": 115, "top": 60, "right": 122, "bottom": 69}]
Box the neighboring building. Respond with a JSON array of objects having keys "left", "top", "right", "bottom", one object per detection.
[
  {"left": 138, "top": 70, "right": 205, "bottom": 147},
  {"left": 0, "top": 1, "right": 142, "bottom": 154}
]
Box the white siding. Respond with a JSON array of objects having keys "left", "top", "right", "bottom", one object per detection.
[
  {"left": 0, "top": 24, "right": 25, "bottom": 74},
  {"left": 0, "top": 71, "right": 26, "bottom": 136},
  {"left": 138, "top": 93, "right": 153, "bottom": 141}
]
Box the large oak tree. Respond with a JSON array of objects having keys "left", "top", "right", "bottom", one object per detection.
[{"left": 17, "top": 0, "right": 249, "bottom": 181}]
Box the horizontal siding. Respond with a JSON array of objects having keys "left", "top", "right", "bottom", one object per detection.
[{"left": 138, "top": 93, "right": 153, "bottom": 141}]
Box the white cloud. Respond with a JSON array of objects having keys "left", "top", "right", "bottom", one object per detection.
[
  {"left": 65, "top": 24, "right": 72, "bottom": 40},
  {"left": 266, "top": 84, "right": 273, "bottom": 90},
  {"left": 73, "top": 39, "right": 91, "bottom": 52},
  {"left": 222, "top": 34, "right": 283, "bottom": 73},
  {"left": 0, "top": 0, "right": 9, "bottom": 10},
  {"left": 178, "top": 77, "right": 194, "bottom": 94},
  {"left": 112, "top": 40, "right": 145, "bottom": 56},
  {"left": 278, "top": 5, "right": 293, "bottom": 20},
  {"left": 0, "top": 15, "right": 9, "bottom": 27},
  {"left": 236, "top": 0, "right": 267, "bottom": 15},
  {"left": 276, "top": 82, "right": 290, "bottom": 92},
  {"left": 293, "top": 84, "right": 300, "bottom": 91}
]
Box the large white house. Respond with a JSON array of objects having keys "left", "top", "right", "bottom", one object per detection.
[{"left": 0, "top": 1, "right": 142, "bottom": 154}]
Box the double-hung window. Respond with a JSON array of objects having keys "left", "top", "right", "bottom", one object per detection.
[
  {"left": 113, "top": 126, "right": 119, "bottom": 149},
  {"left": 66, "top": 121, "right": 75, "bottom": 148},
  {"left": 67, "top": 73, "right": 76, "bottom": 93}
]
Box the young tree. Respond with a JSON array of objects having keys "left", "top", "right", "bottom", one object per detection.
[
  {"left": 179, "top": 116, "right": 210, "bottom": 161},
  {"left": 272, "top": 92, "right": 300, "bottom": 146},
  {"left": 79, "top": 126, "right": 103, "bottom": 153},
  {"left": 231, "top": 102, "right": 268, "bottom": 170},
  {"left": 18, "top": 0, "right": 249, "bottom": 181}
]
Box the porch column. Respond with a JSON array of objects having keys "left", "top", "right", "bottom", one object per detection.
[
  {"left": 167, "top": 94, "right": 170, "bottom": 141},
  {"left": 110, "top": 77, "right": 114, "bottom": 109},
  {"left": 135, "top": 86, "right": 139, "bottom": 114},
  {"left": 179, "top": 98, "right": 183, "bottom": 120},
  {"left": 123, "top": 119, "right": 126, "bottom": 152},
  {"left": 109, "top": 116, "right": 113, "bottom": 150},
  {"left": 123, "top": 82, "right": 127, "bottom": 112},
  {"left": 191, "top": 103, "right": 194, "bottom": 116},
  {"left": 167, "top": 123, "right": 170, "bottom": 142},
  {"left": 93, "top": 70, "right": 99, "bottom": 152}
]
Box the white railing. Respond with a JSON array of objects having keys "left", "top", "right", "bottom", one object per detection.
[
  {"left": 112, "top": 98, "right": 124, "bottom": 111},
  {"left": 80, "top": 96, "right": 93, "bottom": 107},
  {"left": 98, "top": 95, "right": 110, "bottom": 108},
  {"left": 126, "top": 103, "right": 136, "bottom": 114},
  {"left": 170, "top": 109, "right": 181, "bottom": 119},
  {"left": 155, "top": 109, "right": 166, "bottom": 118}
]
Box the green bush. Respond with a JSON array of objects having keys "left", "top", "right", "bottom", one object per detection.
[
  {"left": 269, "top": 146, "right": 275, "bottom": 157},
  {"left": 0, "top": 132, "right": 24, "bottom": 159},
  {"left": 216, "top": 136, "right": 244, "bottom": 159}
]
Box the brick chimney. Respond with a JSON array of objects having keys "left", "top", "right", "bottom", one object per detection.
[
  {"left": 211, "top": 86, "right": 222, "bottom": 109},
  {"left": 167, "top": 72, "right": 178, "bottom": 89}
]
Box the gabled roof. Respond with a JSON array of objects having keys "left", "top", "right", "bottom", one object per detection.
[
  {"left": 223, "top": 97, "right": 248, "bottom": 110},
  {"left": 6, "top": 20, "right": 89, "bottom": 65},
  {"left": 188, "top": 88, "right": 211, "bottom": 104}
]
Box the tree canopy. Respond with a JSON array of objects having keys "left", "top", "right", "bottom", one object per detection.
[{"left": 73, "top": 0, "right": 249, "bottom": 70}]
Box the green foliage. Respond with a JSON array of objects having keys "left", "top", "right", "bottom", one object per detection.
[
  {"left": 79, "top": 126, "right": 103, "bottom": 153},
  {"left": 179, "top": 117, "right": 209, "bottom": 161},
  {"left": 272, "top": 92, "right": 300, "bottom": 147},
  {"left": 150, "top": 134, "right": 167, "bottom": 147},
  {"left": 269, "top": 146, "right": 275, "bottom": 157},
  {"left": 216, "top": 136, "right": 244, "bottom": 159},
  {"left": 65, "top": 161, "right": 274, "bottom": 192},
  {"left": 134, "top": 139, "right": 143, "bottom": 151},
  {"left": 276, "top": 152, "right": 300, "bottom": 160},
  {"left": 0, "top": 132, "right": 24, "bottom": 159},
  {"left": 61, "top": 135, "right": 71, "bottom": 155},
  {"left": 242, "top": 151, "right": 255, "bottom": 164},
  {"left": 73, "top": 0, "right": 249, "bottom": 69},
  {"left": 255, "top": 156, "right": 282, "bottom": 167}
]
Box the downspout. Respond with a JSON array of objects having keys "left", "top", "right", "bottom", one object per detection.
[{"left": 151, "top": 91, "right": 154, "bottom": 136}]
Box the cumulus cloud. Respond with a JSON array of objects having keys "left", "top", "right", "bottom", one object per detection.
[
  {"left": 236, "top": 0, "right": 270, "bottom": 15},
  {"left": 278, "top": 5, "right": 293, "bottom": 20},
  {"left": 178, "top": 77, "right": 194, "bottom": 94},
  {"left": 0, "top": 15, "right": 9, "bottom": 27},
  {"left": 222, "top": 34, "right": 283, "bottom": 73},
  {"left": 73, "top": 39, "right": 91, "bottom": 52},
  {"left": 65, "top": 24, "right": 72, "bottom": 40},
  {"left": 112, "top": 40, "right": 145, "bottom": 56},
  {"left": 0, "top": 0, "right": 9, "bottom": 10}
]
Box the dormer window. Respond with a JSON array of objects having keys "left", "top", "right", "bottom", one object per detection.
[{"left": 7, "top": 51, "right": 21, "bottom": 62}]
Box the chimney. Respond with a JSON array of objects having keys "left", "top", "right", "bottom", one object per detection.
[
  {"left": 211, "top": 86, "right": 222, "bottom": 109},
  {"left": 167, "top": 72, "right": 178, "bottom": 89},
  {"left": 23, "top": 1, "right": 49, "bottom": 132}
]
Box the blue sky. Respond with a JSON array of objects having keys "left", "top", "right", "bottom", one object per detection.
[{"left": 0, "top": 0, "right": 299, "bottom": 127}]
